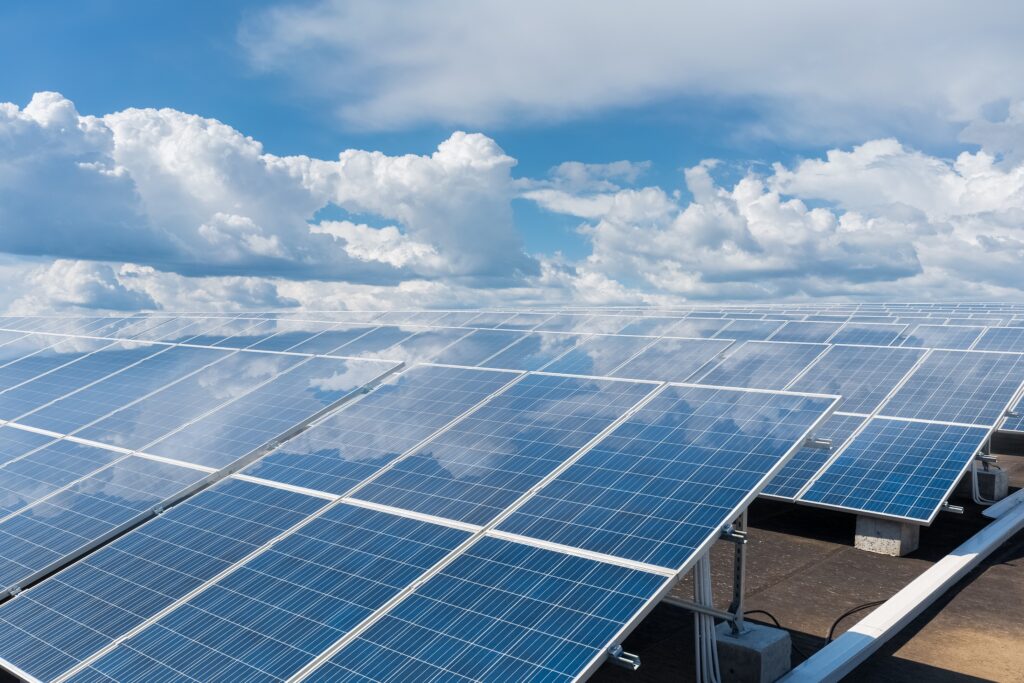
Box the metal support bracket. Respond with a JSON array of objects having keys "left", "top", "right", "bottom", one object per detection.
[
  {"left": 803, "top": 435, "right": 833, "bottom": 450},
  {"left": 607, "top": 644, "right": 641, "bottom": 670},
  {"left": 726, "top": 511, "right": 748, "bottom": 634},
  {"left": 942, "top": 501, "right": 965, "bottom": 515}
]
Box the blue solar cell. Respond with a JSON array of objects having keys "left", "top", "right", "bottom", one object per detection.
[
  {"left": 788, "top": 345, "right": 925, "bottom": 414},
  {"left": 495, "top": 312, "right": 555, "bottom": 330},
  {"left": 828, "top": 323, "right": 908, "bottom": 346},
  {"left": 329, "top": 326, "right": 420, "bottom": 357},
  {"left": 0, "top": 342, "right": 168, "bottom": 421},
  {"left": 972, "top": 327, "right": 1024, "bottom": 352},
  {"left": 541, "top": 335, "right": 655, "bottom": 376},
  {"left": 0, "top": 456, "right": 207, "bottom": 591},
  {"left": 712, "top": 319, "right": 784, "bottom": 342},
  {"left": 617, "top": 316, "right": 686, "bottom": 336},
  {"left": 769, "top": 321, "right": 842, "bottom": 343},
  {"left": 464, "top": 311, "right": 516, "bottom": 328},
  {"left": 430, "top": 328, "right": 525, "bottom": 366},
  {"left": 900, "top": 324, "right": 984, "bottom": 350},
  {"left": 354, "top": 374, "right": 656, "bottom": 525},
  {"left": 800, "top": 418, "right": 989, "bottom": 521},
  {"left": 879, "top": 350, "right": 1024, "bottom": 425},
  {"left": 306, "top": 537, "right": 666, "bottom": 683},
  {"left": 363, "top": 327, "right": 471, "bottom": 364},
  {"left": 17, "top": 346, "right": 229, "bottom": 435},
  {"left": 0, "top": 425, "right": 56, "bottom": 467},
  {"left": 665, "top": 318, "right": 731, "bottom": 338},
  {"left": 698, "top": 341, "right": 826, "bottom": 390},
  {"left": 0, "top": 336, "right": 116, "bottom": 391},
  {"left": 481, "top": 332, "right": 583, "bottom": 371},
  {"left": 534, "top": 313, "right": 596, "bottom": 333},
  {"left": 245, "top": 365, "right": 517, "bottom": 494},
  {"left": 499, "top": 385, "right": 835, "bottom": 568},
  {"left": 613, "top": 338, "right": 732, "bottom": 383},
  {"left": 145, "top": 358, "right": 395, "bottom": 469},
  {"left": 0, "top": 440, "right": 121, "bottom": 517},
  {"left": 761, "top": 413, "right": 866, "bottom": 499},
  {"left": 0, "top": 480, "right": 327, "bottom": 681},
  {"left": 186, "top": 319, "right": 280, "bottom": 348},
  {"left": 285, "top": 324, "right": 377, "bottom": 355},
  {"left": 244, "top": 321, "right": 333, "bottom": 352},
  {"left": 78, "top": 505, "right": 469, "bottom": 683},
  {"left": 432, "top": 311, "right": 483, "bottom": 327},
  {"left": 77, "top": 352, "right": 304, "bottom": 450}
]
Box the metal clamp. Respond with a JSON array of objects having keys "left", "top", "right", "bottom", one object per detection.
[
  {"left": 607, "top": 644, "right": 641, "bottom": 670},
  {"left": 803, "top": 435, "right": 833, "bottom": 450},
  {"left": 720, "top": 524, "right": 748, "bottom": 544},
  {"left": 942, "top": 501, "right": 965, "bottom": 514}
]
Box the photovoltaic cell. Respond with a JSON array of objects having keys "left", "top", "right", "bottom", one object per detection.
[
  {"left": 244, "top": 365, "right": 517, "bottom": 494},
  {"left": 698, "top": 341, "right": 826, "bottom": 390},
  {"left": 664, "top": 318, "right": 730, "bottom": 338},
  {"left": 879, "top": 350, "right": 1024, "bottom": 426},
  {"left": 612, "top": 337, "right": 732, "bottom": 383},
  {"left": 328, "top": 326, "right": 419, "bottom": 357},
  {"left": 285, "top": 324, "right": 377, "bottom": 355},
  {"left": 0, "top": 336, "right": 116, "bottom": 391},
  {"left": 616, "top": 317, "right": 686, "bottom": 336},
  {"left": 900, "top": 324, "right": 984, "bottom": 350},
  {"left": 0, "top": 480, "right": 327, "bottom": 681},
  {"left": 0, "top": 440, "right": 121, "bottom": 518},
  {"left": 787, "top": 345, "right": 925, "bottom": 415},
  {"left": 306, "top": 537, "right": 666, "bottom": 683},
  {"left": 499, "top": 385, "right": 835, "bottom": 568},
  {"left": 430, "top": 328, "right": 526, "bottom": 366},
  {"left": 972, "top": 326, "right": 1024, "bottom": 352},
  {"left": 481, "top": 332, "right": 584, "bottom": 371},
  {"left": 354, "top": 374, "right": 656, "bottom": 525},
  {"left": 828, "top": 323, "right": 908, "bottom": 346},
  {"left": 0, "top": 425, "right": 56, "bottom": 467},
  {"left": 800, "top": 417, "right": 989, "bottom": 522},
  {"left": 0, "top": 456, "right": 207, "bottom": 592},
  {"left": 362, "top": 327, "right": 470, "bottom": 364},
  {"left": 495, "top": 312, "right": 555, "bottom": 330},
  {"left": 541, "top": 334, "right": 655, "bottom": 376},
  {"left": 761, "top": 413, "right": 866, "bottom": 499},
  {"left": 712, "top": 319, "right": 784, "bottom": 342},
  {"left": 16, "top": 346, "right": 229, "bottom": 435},
  {"left": 144, "top": 358, "right": 396, "bottom": 469},
  {"left": 76, "top": 352, "right": 304, "bottom": 450},
  {"left": 769, "top": 321, "right": 842, "bottom": 343},
  {"left": 76, "top": 505, "right": 469, "bottom": 683}
]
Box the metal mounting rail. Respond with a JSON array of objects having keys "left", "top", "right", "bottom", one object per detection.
[{"left": 782, "top": 489, "right": 1024, "bottom": 682}]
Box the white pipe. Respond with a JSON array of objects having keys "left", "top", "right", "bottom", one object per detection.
[{"left": 782, "top": 493, "right": 1024, "bottom": 683}]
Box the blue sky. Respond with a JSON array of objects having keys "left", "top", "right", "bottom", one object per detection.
[{"left": 2, "top": 1, "right": 1024, "bottom": 311}]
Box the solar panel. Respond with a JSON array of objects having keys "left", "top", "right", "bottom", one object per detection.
[
  {"left": 15, "top": 346, "right": 228, "bottom": 435},
  {"left": 800, "top": 417, "right": 990, "bottom": 522},
  {"left": 712, "top": 319, "right": 784, "bottom": 342},
  {"left": 769, "top": 321, "right": 841, "bottom": 343},
  {"left": 464, "top": 311, "right": 516, "bottom": 328},
  {"left": 495, "top": 312, "right": 555, "bottom": 330},
  {"left": 0, "top": 336, "right": 118, "bottom": 391},
  {"left": 899, "top": 324, "right": 984, "bottom": 350},
  {"left": 243, "top": 365, "right": 518, "bottom": 494},
  {"left": 664, "top": 317, "right": 730, "bottom": 338},
  {"left": 828, "top": 323, "right": 908, "bottom": 346},
  {"left": 356, "top": 326, "right": 470, "bottom": 364},
  {"left": 328, "top": 325, "right": 420, "bottom": 357},
  {"left": 616, "top": 316, "right": 686, "bottom": 336},
  {"left": 74, "top": 504, "right": 471, "bottom": 683},
  {"left": 304, "top": 537, "right": 666, "bottom": 683},
  {"left": 879, "top": 350, "right": 1024, "bottom": 426},
  {"left": 430, "top": 328, "right": 525, "bottom": 366},
  {"left": 697, "top": 341, "right": 827, "bottom": 390},
  {"left": 143, "top": 357, "right": 397, "bottom": 470},
  {"left": 352, "top": 374, "right": 657, "bottom": 525},
  {"left": 787, "top": 345, "right": 925, "bottom": 415},
  {"left": 0, "top": 453, "right": 209, "bottom": 586},
  {"left": 541, "top": 334, "right": 655, "bottom": 376},
  {"left": 76, "top": 351, "right": 305, "bottom": 450},
  {"left": 612, "top": 337, "right": 732, "bottom": 383},
  {"left": 533, "top": 312, "right": 597, "bottom": 333},
  {"left": 0, "top": 479, "right": 328, "bottom": 681},
  {"left": 0, "top": 425, "right": 57, "bottom": 467},
  {"left": 499, "top": 384, "right": 836, "bottom": 568},
  {"left": 972, "top": 326, "right": 1024, "bottom": 352},
  {"left": 761, "top": 413, "right": 866, "bottom": 499}
]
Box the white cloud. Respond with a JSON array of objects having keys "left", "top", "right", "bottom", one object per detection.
[
  {"left": 240, "top": 0, "right": 1024, "bottom": 140},
  {"left": 0, "top": 93, "right": 535, "bottom": 286}
]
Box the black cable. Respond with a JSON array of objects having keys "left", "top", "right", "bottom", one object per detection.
[{"left": 826, "top": 601, "right": 886, "bottom": 642}]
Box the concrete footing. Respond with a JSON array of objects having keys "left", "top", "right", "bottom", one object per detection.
[
  {"left": 716, "top": 621, "right": 791, "bottom": 683},
  {"left": 954, "top": 467, "right": 1009, "bottom": 502},
  {"left": 854, "top": 515, "right": 920, "bottom": 556}
]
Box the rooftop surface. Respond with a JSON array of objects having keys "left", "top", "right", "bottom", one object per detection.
[{"left": 593, "top": 451, "right": 1024, "bottom": 682}]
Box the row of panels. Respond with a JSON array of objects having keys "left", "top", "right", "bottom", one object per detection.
[
  {"left": 0, "top": 364, "right": 838, "bottom": 682},
  {"left": 2, "top": 319, "right": 1020, "bottom": 523}
]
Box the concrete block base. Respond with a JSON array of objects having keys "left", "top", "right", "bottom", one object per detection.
[
  {"left": 954, "top": 467, "right": 1009, "bottom": 502},
  {"left": 855, "top": 515, "right": 920, "bottom": 556},
  {"left": 716, "top": 621, "right": 791, "bottom": 683}
]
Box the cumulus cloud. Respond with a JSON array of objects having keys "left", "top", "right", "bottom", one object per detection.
[
  {"left": 240, "top": 0, "right": 1024, "bottom": 140},
  {"left": 0, "top": 92, "right": 535, "bottom": 285}
]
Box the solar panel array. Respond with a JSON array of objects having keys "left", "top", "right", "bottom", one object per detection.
[{"left": 0, "top": 302, "right": 1020, "bottom": 681}]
